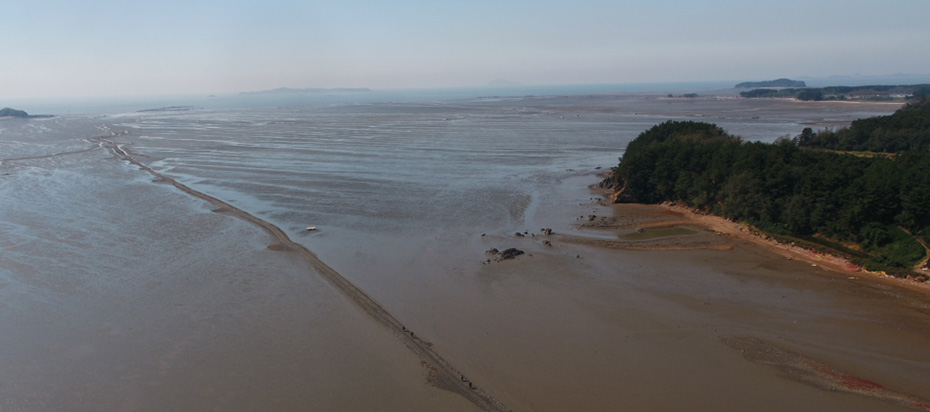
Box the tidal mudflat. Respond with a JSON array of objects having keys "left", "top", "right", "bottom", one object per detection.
[{"left": 1, "top": 93, "right": 926, "bottom": 411}]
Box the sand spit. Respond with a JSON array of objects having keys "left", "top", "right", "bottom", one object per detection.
[
  {"left": 99, "top": 138, "right": 510, "bottom": 412},
  {"left": 723, "top": 336, "right": 930, "bottom": 411},
  {"left": 559, "top": 223, "right": 735, "bottom": 251},
  {"left": 1, "top": 136, "right": 115, "bottom": 164},
  {"left": 578, "top": 196, "right": 930, "bottom": 298},
  {"left": 560, "top": 204, "right": 735, "bottom": 251},
  {"left": 654, "top": 202, "right": 930, "bottom": 297},
  {"left": 554, "top": 195, "right": 930, "bottom": 409}
]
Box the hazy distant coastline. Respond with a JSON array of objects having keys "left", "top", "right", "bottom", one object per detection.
[
  {"left": 735, "top": 78, "right": 807, "bottom": 88},
  {"left": 739, "top": 83, "right": 930, "bottom": 101},
  {"left": 0, "top": 107, "right": 52, "bottom": 119},
  {"left": 240, "top": 87, "right": 371, "bottom": 96},
  {"left": 486, "top": 79, "right": 524, "bottom": 88}
]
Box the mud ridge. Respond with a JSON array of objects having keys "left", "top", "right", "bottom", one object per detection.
[
  {"left": 723, "top": 336, "right": 930, "bottom": 411},
  {"left": 0, "top": 136, "right": 116, "bottom": 164},
  {"left": 100, "top": 138, "right": 510, "bottom": 412}
]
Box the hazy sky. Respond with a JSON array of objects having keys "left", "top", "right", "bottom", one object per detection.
[{"left": 3, "top": 0, "right": 929, "bottom": 98}]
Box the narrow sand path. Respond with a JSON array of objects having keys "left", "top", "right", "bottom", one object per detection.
[{"left": 100, "top": 138, "right": 510, "bottom": 412}]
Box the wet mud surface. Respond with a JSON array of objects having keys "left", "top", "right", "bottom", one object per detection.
[{"left": 2, "top": 96, "right": 926, "bottom": 411}]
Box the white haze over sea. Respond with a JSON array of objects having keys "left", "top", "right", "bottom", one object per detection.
[{"left": 6, "top": 82, "right": 740, "bottom": 115}]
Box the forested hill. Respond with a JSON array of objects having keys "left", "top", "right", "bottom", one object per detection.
[
  {"left": 740, "top": 84, "right": 929, "bottom": 102},
  {"left": 0, "top": 108, "right": 52, "bottom": 119},
  {"left": 610, "top": 118, "right": 930, "bottom": 277},
  {"left": 0, "top": 108, "right": 30, "bottom": 118},
  {"left": 798, "top": 95, "right": 930, "bottom": 152}
]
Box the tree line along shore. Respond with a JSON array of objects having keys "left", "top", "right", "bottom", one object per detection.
[
  {"left": 606, "top": 93, "right": 930, "bottom": 279},
  {"left": 739, "top": 83, "right": 930, "bottom": 102}
]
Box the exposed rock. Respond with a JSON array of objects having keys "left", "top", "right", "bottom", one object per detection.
[
  {"left": 498, "top": 248, "right": 525, "bottom": 261},
  {"left": 595, "top": 175, "right": 637, "bottom": 204},
  {"left": 596, "top": 175, "right": 617, "bottom": 190},
  {"left": 484, "top": 247, "right": 526, "bottom": 262}
]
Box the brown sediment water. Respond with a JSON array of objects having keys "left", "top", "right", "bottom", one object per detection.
[
  {"left": 6, "top": 95, "right": 920, "bottom": 411},
  {"left": 539, "top": 200, "right": 930, "bottom": 410},
  {"left": 99, "top": 138, "right": 510, "bottom": 412}
]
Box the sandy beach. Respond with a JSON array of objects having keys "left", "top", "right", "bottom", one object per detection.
[
  {"left": 568, "top": 196, "right": 930, "bottom": 298},
  {"left": 435, "top": 182, "right": 930, "bottom": 411}
]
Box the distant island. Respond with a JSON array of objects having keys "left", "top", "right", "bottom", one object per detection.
[
  {"left": 0, "top": 107, "right": 30, "bottom": 118},
  {"left": 240, "top": 87, "right": 371, "bottom": 96},
  {"left": 0, "top": 107, "right": 51, "bottom": 119},
  {"left": 740, "top": 84, "right": 930, "bottom": 101},
  {"left": 735, "top": 79, "right": 807, "bottom": 88},
  {"left": 137, "top": 106, "right": 197, "bottom": 113}
]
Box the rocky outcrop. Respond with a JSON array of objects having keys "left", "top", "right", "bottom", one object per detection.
[
  {"left": 596, "top": 175, "right": 635, "bottom": 203},
  {"left": 498, "top": 248, "right": 525, "bottom": 260},
  {"left": 485, "top": 247, "right": 525, "bottom": 262}
]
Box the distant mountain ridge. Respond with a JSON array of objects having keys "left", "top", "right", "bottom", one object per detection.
[
  {"left": 240, "top": 87, "right": 371, "bottom": 95},
  {"left": 735, "top": 78, "right": 807, "bottom": 88}
]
